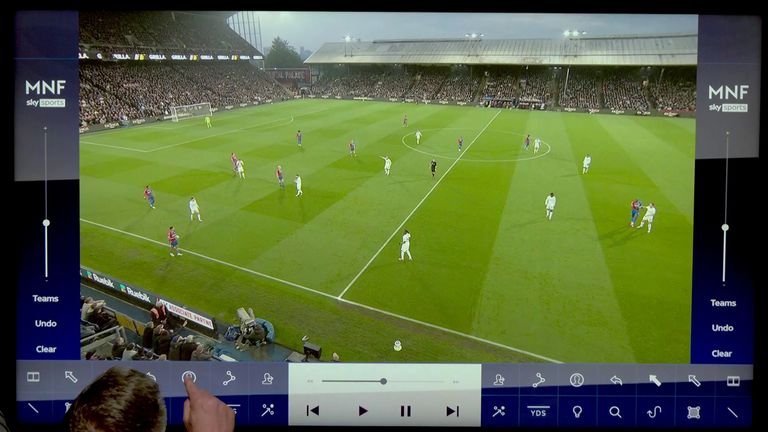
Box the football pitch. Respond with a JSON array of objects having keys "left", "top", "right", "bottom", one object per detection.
[{"left": 80, "top": 99, "right": 694, "bottom": 363}]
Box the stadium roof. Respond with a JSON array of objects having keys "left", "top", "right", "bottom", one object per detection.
[{"left": 304, "top": 34, "right": 697, "bottom": 66}]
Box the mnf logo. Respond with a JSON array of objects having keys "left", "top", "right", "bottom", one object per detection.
[
  {"left": 708, "top": 85, "right": 749, "bottom": 113},
  {"left": 25, "top": 80, "right": 67, "bottom": 108}
]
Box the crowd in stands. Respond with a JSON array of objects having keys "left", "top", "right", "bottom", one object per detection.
[
  {"left": 81, "top": 295, "right": 216, "bottom": 362},
  {"left": 80, "top": 11, "right": 253, "bottom": 53},
  {"left": 602, "top": 72, "right": 650, "bottom": 111},
  {"left": 80, "top": 297, "right": 118, "bottom": 340},
  {"left": 404, "top": 71, "right": 448, "bottom": 100},
  {"left": 519, "top": 69, "right": 554, "bottom": 105},
  {"left": 371, "top": 73, "right": 412, "bottom": 99},
  {"left": 650, "top": 69, "right": 696, "bottom": 111},
  {"left": 79, "top": 60, "right": 696, "bottom": 127},
  {"left": 434, "top": 75, "right": 480, "bottom": 102},
  {"left": 79, "top": 61, "right": 291, "bottom": 126},
  {"left": 558, "top": 70, "right": 601, "bottom": 109},
  {"left": 483, "top": 72, "right": 520, "bottom": 101}
]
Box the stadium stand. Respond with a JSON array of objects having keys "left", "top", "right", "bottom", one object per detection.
[
  {"left": 650, "top": 67, "right": 697, "bottom": 111},
  {"left": 79, "top": 61, "right": 291, "bottom": 126},
  {"left": 602, "top": 69, "right": 651, "bottom": 111},
  {"left": 558, "top": 68, "right": 602, "bottom": 110},
  {"left": 80, "top": 11, "right": 253, "bottom": 54}
]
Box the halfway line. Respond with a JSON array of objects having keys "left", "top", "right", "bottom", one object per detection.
[{"left": 337, "top": 108, "right": 502, "bottom": 299}]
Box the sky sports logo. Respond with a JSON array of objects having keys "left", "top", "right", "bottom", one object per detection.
[
  {"left": 708, "top": 85, "right": 749, "bottom": 113},
  {"left": 25, "top": 80, "right": 67, "bottom": 108}
]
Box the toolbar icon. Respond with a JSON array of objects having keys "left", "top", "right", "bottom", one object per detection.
[
  {"left": 687, "top": 406, "right": 701, "bottom": 420},
  {"left": 609, "top": 406, "right": 622, "bottom": 419},
  {"left": 227, "top": 404, "right": 240, "bottom": 415},
  {"left": 532, "top": 372, "right": 546, "bottom": 388},
  {"left": 688, "top": 375, "right": 701, "bottom": 387},
  {"left": 572, "top": 405, "right": 582, "bottom": 418},
  {"left": 64, "top": 371, "right": 78, "bottom": 384},
  {"left": 649, "top": 374, "right": 662, "bottom": 387},
  {"left": 262, "top": 372, "right": 274, "bottom": 385},
  {"left": 223, "top": 370, "right": 236, "bottom": 386},
  {"left": 493, "top": 374, "right": 505, "bottom": 386},
  {"left": 647, "top": 406, "right": 662, "bottom": 419},
  {"left": 610, "top": 375, "right": 623, "bottom": 385},
  {"left": 181, "top": 371, "right": 196, "bottom": 383},
  {"left": 146, "top": 372, "right": 156, "bottom": 381},
  {"left": 492, "top": 405, "right": 505, "bottom": 418},
  {"left": 726, "top": 376, "right": 740, "bottom": 387},
  {"left": 569, "top": 372, "right": 585, "bottom": 387},
  {"left": 26, "top": 372, "right": 40, "bottom": 383},
  {"left": 262, "top": 404, "right": 275, "bottom": 417}
]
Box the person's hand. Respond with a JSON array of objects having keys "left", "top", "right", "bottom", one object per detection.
[{"left": 183, "top": 375, "right": 235, "bottom": 432}]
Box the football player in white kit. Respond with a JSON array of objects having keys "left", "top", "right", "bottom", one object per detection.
[
  {"left": 399, "top": 229, "right": 412, "bottom": 261},
  {"left": 637, "top": 202, "right": 656, "bottom": 233},
  {"left": 545, "top": 192, "right": 557, "bottom": 220}
]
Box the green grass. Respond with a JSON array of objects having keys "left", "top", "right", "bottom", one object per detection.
[{"left": 80, "top": 99, "right": 694, "bottom": 363}]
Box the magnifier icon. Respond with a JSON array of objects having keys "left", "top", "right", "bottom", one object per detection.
[{"left": 609, "top": 406, "right": 622, "bottom": 418}]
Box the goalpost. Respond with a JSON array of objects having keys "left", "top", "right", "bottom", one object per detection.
[{"left": 170, "top": 102, "right": 213, "bottom": 122}]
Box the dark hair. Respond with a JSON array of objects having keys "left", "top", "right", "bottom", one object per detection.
[{"left": 65, "top": 367, "right": 166, "bottom": 432}]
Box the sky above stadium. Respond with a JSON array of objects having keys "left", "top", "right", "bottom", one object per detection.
[{"left": 230, "top": 12, "right": 698, "bottom": 53}]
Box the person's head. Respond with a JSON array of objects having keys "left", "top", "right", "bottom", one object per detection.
[
  {"left": 190, "top": 196, "right": 194, "bottom": 201},
  {"left": 550, "top": 192, "right": 555, "bottom": 197},
  {"left": 114, "top": 337, "right": 125, "bottom": 346},
  {"left": 168, "top": 226, "right": 174, "bottom": 231},
  {"left": 404, "top": 229, "right": 409, "bottom": 234},
  {"left": 65, "top": 367, "right": 166, "bottom": 432},
  {"left": 277, "top": 165, "right": 281, "bottom": 170},
  {"left": 145, "top": 185, "right": 149, "bottom": 189}
]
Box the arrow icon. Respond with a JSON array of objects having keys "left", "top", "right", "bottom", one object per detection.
[
  {"left": 446, "top": 406, "right": 459, "bottom": 417},
  {"left": 359, "top": 406, "right": 368, "bottom": 416},
  {"left": 65, "top": 371, "right": 78, "bottom": 383},
  {"left": 688, "top": 375, "right": 701, "bottom": 387},
  {"left": 610, "top": 375, "right": 623, "bottom": 385},
  {"left": 649, "top": 375, "right": 662, "bottom": 387}
]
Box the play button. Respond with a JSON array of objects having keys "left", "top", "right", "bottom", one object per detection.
[
  {"left": 447, "top": 406, "right": 459, "bottom": 417},
  {"left": 359, "top": 406, "right": 368, "bottom": 416}
]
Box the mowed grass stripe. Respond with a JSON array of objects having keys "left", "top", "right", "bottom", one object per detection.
[
  {"left": 564, "top": 113, "right": 693, "bottom": 363},
  {"left": 343, "top": 109, "right": 509, "bottom": 333},
  {"left": 79, "top": 221, "right": 541, "bottom": 363},
  {"left": 468, "top": 110, "right": 636, "bottom": 362}
]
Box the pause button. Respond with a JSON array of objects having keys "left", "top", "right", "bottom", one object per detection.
[{"left": 401, "top": 405, "right": 412, "bottom": 417}]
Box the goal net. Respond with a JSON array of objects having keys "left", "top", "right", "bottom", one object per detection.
[{"left": 170, "top": 102, "right": 212, "bottom": 122}]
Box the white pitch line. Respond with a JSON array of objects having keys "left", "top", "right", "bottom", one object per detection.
[
  {"left": 80, "top": 140, "right": 148, "bottom": 153},
  {"left": 337, "top": 297, "right": 563, "bottom": 363},
  {"left": 81, "top": 216, "right": 562, "bottom": 363},
  {"left": 81, "top": 116, "right": 294, "bottom": 153},
  {"left": 80, "top": 218, "right": 337, "bottom": 301},
  {"left": 147, "top": 116, "right": 295, "bottom": 153},
  {"left": 80, "top": 104, "right": 336, "bottom": 154},
  {"left": 337, "top": 109, "right": 502, "bottom": 299}
]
